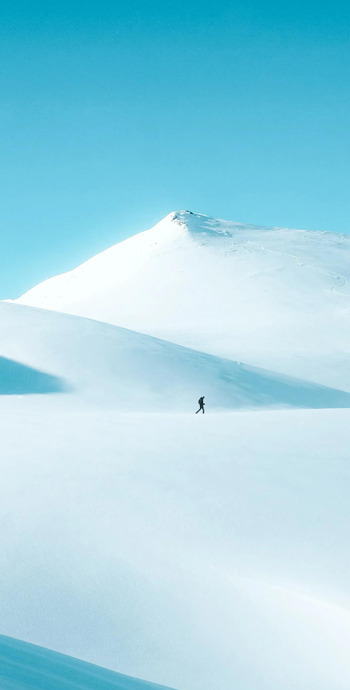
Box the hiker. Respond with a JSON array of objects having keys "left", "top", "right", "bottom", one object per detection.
[{"left": 196, "top": 396, "right": 205, "bottom": 414}]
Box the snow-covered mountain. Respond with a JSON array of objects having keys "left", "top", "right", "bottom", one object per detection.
[
  {"left": 15, "top": 210, "right": 350, "bottom": 389},
  {"left": 2, "top": 210, "right": 350, "bottom": 690}
]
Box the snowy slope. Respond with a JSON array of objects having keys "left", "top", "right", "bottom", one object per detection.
[
  {"left": 15, "top": 210, "right": 350, "bottom": 389},
  {"left": 1, "top": 400, "right": 350, "bottom": 690},
  {"left": 0, "top": 636, "right": 174, "bottom": 690},
  {"left": 0, "top": 301, "right": 349, "bottom": 410},
  {"left": 0, "top": 303, "right": 350, "bottom": 689},
  {"left": 3, "top": 212, "right": 350, "bottom": 690}
]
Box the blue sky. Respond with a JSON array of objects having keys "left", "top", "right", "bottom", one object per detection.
[{"left": 1, "top": 0, "right": 350, "bottom": 298}]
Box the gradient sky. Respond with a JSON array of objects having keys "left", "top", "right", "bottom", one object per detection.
[{"left": 1, "top": 0, "right": 350, "bottom": 298}]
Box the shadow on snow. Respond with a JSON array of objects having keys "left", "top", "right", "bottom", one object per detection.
[{"left": 0, "top": 357, "right": 67, "bottom": 395}]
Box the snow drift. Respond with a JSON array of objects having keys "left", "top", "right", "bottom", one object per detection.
[
  {"left": 1, "top": 301, "right": 349, "bottom": 410},
  {"left": 0, "top": 635, "right": 174, "bottom": 690}
]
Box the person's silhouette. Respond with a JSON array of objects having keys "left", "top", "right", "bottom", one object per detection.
[{"left": 196, "top": 396, "right": 205, "bottom": 414}]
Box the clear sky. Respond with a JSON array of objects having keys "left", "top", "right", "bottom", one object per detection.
[{"left": 1, "top": 0, "right": 350, "bottom": 298}]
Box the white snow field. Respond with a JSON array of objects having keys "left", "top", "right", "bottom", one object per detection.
[
  {"left": 0, "top": 635, "right": 173, "bottom": 690},
  {"left": 16, "top": 210, "right": 350, "bottom": 390},
  {"left": 1, "top": 396, "right": 350, "bottom": 690},
  {"left": 2, "top": 210, "right": 350, "bottom": 689},
  {"left": 0, "top": 301, "right": 349, "bottom": 410},
  {"left": 0, "top": 297, "right": 350, "bottom": 689}
]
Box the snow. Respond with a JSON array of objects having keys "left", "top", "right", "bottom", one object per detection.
[
  {"left": 0, "top": 398, "right": 350, "bottom": 690},
  {"left": 0, "top": 635, "right": 173, "bottom": 689},
  {"left": 15, "top": 210, "right": 350, "bottom": 390},
  {"left": 0, "top": 301, "right": 349, "bottom": 410},
  {"left": 2, "top": 210, "right": 350, "bottom": 689}
]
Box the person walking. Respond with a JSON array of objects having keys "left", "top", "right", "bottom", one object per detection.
[{"left": 196, "top": 396, "right": 205, "bottom": 414}]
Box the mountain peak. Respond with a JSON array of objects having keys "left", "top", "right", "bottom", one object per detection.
[
  {"left": 168, "top": 209, "right": 232, "bottom": 236},
  {"left": 166, "top": 209, "right": 198, "bottom": 225},
  {"left": 167, "top": 209, "right": 269, "bottom": 237}
]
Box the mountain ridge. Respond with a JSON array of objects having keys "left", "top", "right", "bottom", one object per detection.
[{"left": 11, "top": 210, "right": 350, "bottom": 391}]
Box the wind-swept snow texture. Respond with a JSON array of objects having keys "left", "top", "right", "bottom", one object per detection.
[
  {"left": 1, "top": 301, "right": 349, "bottom": 409},
  {"left": 0, "top": 636, "right": 174, "bottom": 690},
  {"left": 15, "top": 210, "right": 350, "bottom": 389}
]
